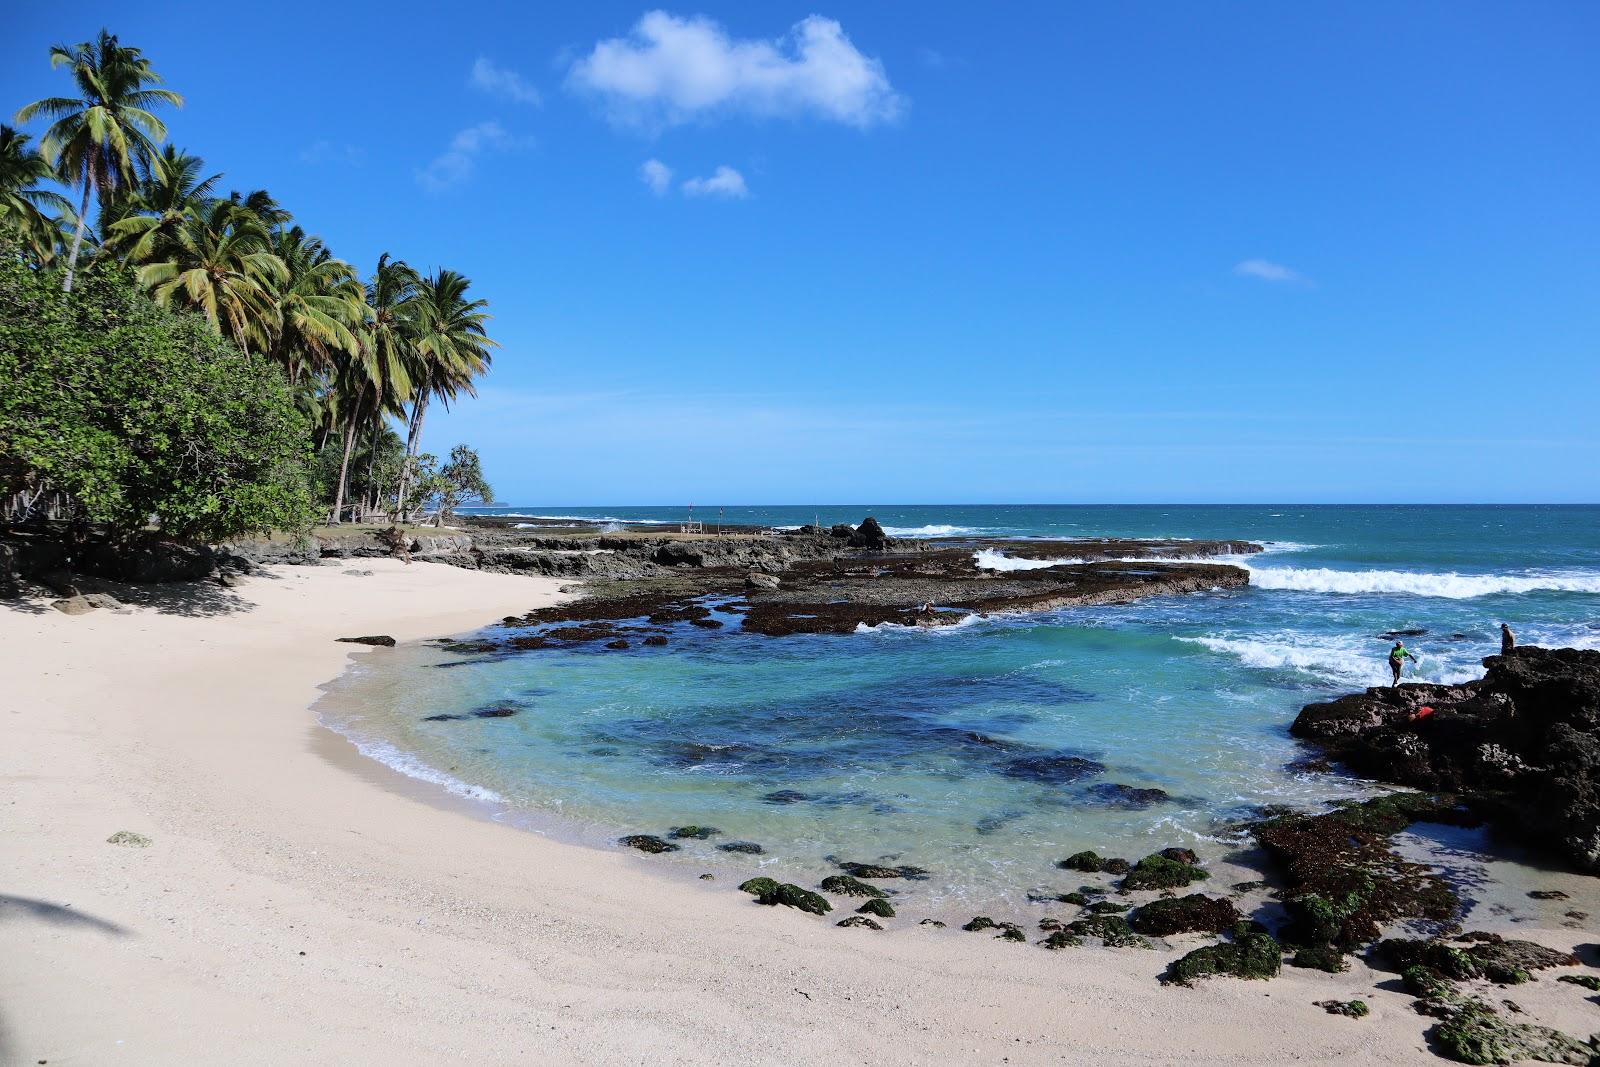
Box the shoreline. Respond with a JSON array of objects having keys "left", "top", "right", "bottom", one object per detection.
[{"left": 2, "top": 559, "right": 1592, "bottom": 1064}]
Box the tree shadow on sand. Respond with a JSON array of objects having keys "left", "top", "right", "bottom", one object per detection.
[
  {"left": 0, "top": 893, "right": 129, "bottom": 936},
  {"left": 0, "top": 569, "right": 289, "bottom": 619}
]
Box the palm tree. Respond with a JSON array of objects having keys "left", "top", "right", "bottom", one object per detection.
[
  {"left": 99, "top": 144, "right": 219, "bottom": 263},
  {"left": 266, "top": 226, "right": 366, "bottom": 385},
  {"left": 14, "top": 30, "right": 182, "bottom": 292},
  {"left": 394, "top": 269, "right": 497, "bottom": 519},
  {"left": 132, "top": 198, "right": 286, "bottom": 352},
  {"left": 0, "top": 125, "right": 72, "bottom": 264},
  {"left": 329, "top": 253, "right": 418, "bottom": 524}
]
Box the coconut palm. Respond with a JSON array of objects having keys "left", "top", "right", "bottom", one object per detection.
[
  {"left": 328, "top": 253, "right": 418, "bottom": 524},
  {"left": 132, "top": 198, "right": 286, "bottom": 352},
  {"left": 0, "top": 125, "right": 72, "bottom": 264},
  {"left": 394, "top": 269, "right": 497, "bottom": 519},
  {"left": 99, "top": 144, "right": 219, "bottom": 263},
  {"left": 14, "top": 30, "right": 182, "bottom": 291},
  {"left": 266, "top": 226, "right": 366, "bottom": 385}
]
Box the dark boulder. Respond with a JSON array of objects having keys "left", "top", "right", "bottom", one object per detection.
[
  {"left": 642, "top": 635, "right": 669, "bottom": 646},
  {"left": 1164, "top": 932, "right": 1283, "bottom": 985},
  {"left": 848, "top": 516, "right": 889, "bottom": 549},
  {"left": 857, "top": 898, "right": 895, "bottom": 918},
  {"left": 1129, "top": 894, "right": 1239, "bottom": 936},
  {"left": 667, "top": 825, "right": 720, "bottom": 840},
  {"left": 619, "top": 834, "right": 679, "bottom": 854},
  {"left": 1120, "top": 853, "right": 1208, "bottom": 892},
  {"left": 819, "top": 875, "right": 887, "bottom": 899},
  {"left": 836, "top": 860, "right": 929, "bottom": 880},
  {"left": 717, "top": 840, "right": 764, "bottom": 855},
  {"left": 337, "top": 635, "right": 396, "bottom": 647}
]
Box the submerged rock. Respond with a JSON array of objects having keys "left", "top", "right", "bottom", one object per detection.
[
  {"left": 642, "top": 635, "right": 669, "bottom": 647},
  {"left": 1000, "top": 753, "right": 1107, "bottom": 784},
  {"left": 836, "top": 860, "right": 929, "bottom": 880},
  {"left": 472, "top": 705, "right": 517, "bottom": 718},
  {"left": 619, "top": 834, "right": 679, "bottom": 854},
  {"left": 819, "top": 875, "right": 887, "bottom": 899},
  {"left": 717, "top": 840, "right": 765, "bottom": 855},
  {"left": 667, "top": 825, "right": 721, "bottom": 840},
  {"left": 1084, "top": 783, "right": 1172, "bottom": 809}
]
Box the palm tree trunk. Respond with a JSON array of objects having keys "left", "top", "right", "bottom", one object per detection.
[
  {"left": 330, "top": 398, "right": 362, "bottom": 525},
  {"left": 395, "top": 381, "right": 431, "bottom": 524},
  {"left": 62, "top": 177, "right": 92, "bottom": 294},
  {"left": 361, "top": 413, "right": 381, "bottom": 521}
]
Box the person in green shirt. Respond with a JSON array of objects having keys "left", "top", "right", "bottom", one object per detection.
[{"left": 1388, "top": 641, "right": 1418, "bottom": 686}]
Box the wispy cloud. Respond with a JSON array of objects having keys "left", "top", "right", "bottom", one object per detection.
[
  {"left": 567, "top": 12, "right": 903, "bottom": 128},
  {"left": 1233, "top": 258, "right": 1309, "bottom": 284},
  {"left": 470, "top": 57, "right": 542, "bottom": 105},
  {"left": 299, "top": 140, "right": 364, "bottom": 166},
  {"left": 416, "top": 121, "right": 524, "bottom": 192},
  {"left": 681, "top": 165, "right": 748, "bottom": 199},
  {"left": 640, "top": 158, "right": 673, "bottom": 195}
]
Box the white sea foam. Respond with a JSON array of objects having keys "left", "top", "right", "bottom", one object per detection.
[
  {"left": 332, "top": 728, "right": 506, "bottom": 804},
  {"left": 1178, "top": 633, "right": 1481, "bottom": 686},
  {"left": 974, "top": 548, "right": 1072, "bottom": 571},
  {"left": 854, "top": 612, "right": 986, "bottom": 635},
  {"left": 882, "top": 524, "right": 983, "bottom": 537},
  {"left": 1244, "top": 565, "right": 1600, "bottom": 599}
]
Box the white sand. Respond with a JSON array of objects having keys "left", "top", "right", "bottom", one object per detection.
[{"left": 3, "top": 559, "right": 1593, "bottom": 1065}]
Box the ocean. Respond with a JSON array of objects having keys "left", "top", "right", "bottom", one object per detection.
[{"left": 320, "top": 505, "right": 1600, "bottom": 908}]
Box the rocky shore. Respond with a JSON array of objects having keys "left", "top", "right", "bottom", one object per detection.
[{"left": 1290, "top": 646, "right": 1600, "bottom": 873}]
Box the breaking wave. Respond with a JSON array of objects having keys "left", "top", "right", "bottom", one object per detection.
[
  {"left": 1177, "top": 634, "right": 1481, "bottom": 686},
  {"left": 1245, "top": 565, "right": 1600, "bottom": 599},
  {"left": 882, "top": 524, "right": 984, "bottom": 537}
]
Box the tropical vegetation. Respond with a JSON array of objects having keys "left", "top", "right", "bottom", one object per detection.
[{"left": 2, "top": 29, "right": 500, "bottom": 541}]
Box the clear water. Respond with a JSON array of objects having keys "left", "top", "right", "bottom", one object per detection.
[{"left": 324, "top": 505, "right": 1600, "bottom": 907}]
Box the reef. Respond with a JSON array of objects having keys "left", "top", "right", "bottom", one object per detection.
[{"left": 1291, "top": 646, "right": 1600, "bottom": 872}]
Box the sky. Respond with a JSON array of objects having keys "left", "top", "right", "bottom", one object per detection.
[{"left": 5, "top": 2, "right": 1598, "bottom": 504}]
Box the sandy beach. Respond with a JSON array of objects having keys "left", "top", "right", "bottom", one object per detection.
[{"left": 2, "top": 559, "right": 1592, "bottom": 1066}]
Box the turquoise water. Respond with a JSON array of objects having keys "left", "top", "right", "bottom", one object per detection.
[{"left": 325, "top": 505, "right": 1600, "bottom": 906}]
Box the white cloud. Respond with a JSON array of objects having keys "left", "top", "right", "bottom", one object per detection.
[
  {"left": 470, "top": 57, "right": 542, "bottom": 105},
  {"left": 417, "top": 121, "right": 520, "bottom": 192},
  {"left": 1234, "top": 258, "right": 1308, "bottom": 284},
  {"left": 640, "top": 158, "right": 673, "bottom": 195},
  {"left": 299, "top": 140, "right": 364, "bottom": 166},
  {"left": 681, "top": 165, "right": 748, "bottom": 198},
  {"left": 567, "top": 12, "right": 903, "bottom": 128}
]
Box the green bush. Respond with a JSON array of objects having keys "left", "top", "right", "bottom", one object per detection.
[{"left": 0, "top": 248, "right": 315, "bottom": 540}]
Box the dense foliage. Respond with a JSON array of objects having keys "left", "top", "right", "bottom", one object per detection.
[
  {"left": 2, "top": 28, "right": 500, "bottom": 538},
  {"left": 0, "top": 246, "right": 317, "bottom": 539}
]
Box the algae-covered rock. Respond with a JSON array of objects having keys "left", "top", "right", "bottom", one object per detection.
[
  {"left": 739, "top": 876, "right": 780, "bottom": 897},
  {"left": 1291, "top": 943, "right": 1349, "bottom": 973},
  {"left": 667, "top": 825, "right": 721, "bottom": 840},
  {"left": 1316, "top": 999, "right": 1369, "bottom": 1018},
  {"left": 819, "top": 874, "right": 888, "bottom": 899},
  {"left": 1379, "top": 934, "right": 1578, "bottom": 984},
  {"left": 836, "top": 860, "right": 929, "bottom": 880},
  {"left": 1129, "top": 894, "right": 1238, "bottom": 936},
  {"left": 1065, "top": 914, "right": 1152, "bottom": 949},
  {"left": 106, "top": 830, "right": 152, "bottom": 848},
  {"left": 857, "top": 898, "right": 895, "bottom": 918},
  {"left": 1084, "top": 899, "right": 1131, "bottom": 915},
  {"left": 1103, "top": 858, "right": 1131, "bottom": 875},
  {"left": 1059, "top": 891, "right": 1092, "bottom": 906},
  {"left": 962, "top": 916, "right": 1025, "bottom": 940},
  {"left": 750, "top": 882, "right": 832, "bottom": 915},
  {"left": 1120, "top": 853, "right": 1209, "bottom": 892},
  {"left": 1058, "top": 850, "right": 1106, "bottom": 872},
  {"left": 718, "top": 840, "right": 765, "bottom": 854},
  {"left": 837, "top": 915, "right": 883, "bottom": 930},
  {"left": 1434, "top": 1001, "right": 1600, "bottom": 1066},
  {"left": 1040, "top": 930, "right": 1084, "bottom": 950},
  {"left": 1559, "top": 974, "right": 1600, "bottom": 991},
  {"left": 1164, "top": 932, "right": 1283, "bottom": 985},
  {"left": 619, "top": 834, "right": 680, "bottom": 854}
]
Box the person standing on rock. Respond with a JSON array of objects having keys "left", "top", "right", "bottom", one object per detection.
[
  {"left": 1500, "top": 623, "right": 1516, "bottom": 656},
  {"left": 1388, "top": 641, "right": 1418, "bottom": 686}
]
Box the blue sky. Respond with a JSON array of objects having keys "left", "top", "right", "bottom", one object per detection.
[{"left": 6, "top": 3, "right": 1597, "bottom": 504}]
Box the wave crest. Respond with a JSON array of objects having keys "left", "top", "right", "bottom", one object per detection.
[{"left": 1246, "top": 566, "right": 1600, "bottom": 599}]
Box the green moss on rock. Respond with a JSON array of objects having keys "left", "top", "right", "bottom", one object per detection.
[
  {"left": 1291, "top": 943, "right": 1349, "bottom": 973},
  {"left": 1559, "top": 974, "right": 1600, "bottom": 991},
  {"left": 739, "top": 876, "right": 780, "bottom": 897},
  {"left": 1164, "top": 932, "right": 1283, "bottom": 985},
  {"left": 1129, "top": 894, "right": 1238, "bottom": 936},
  {"left": 1058, "top": 851, "right": 1105, "bottom": 872},
  {"left": 1121, "top": 853, "right": 1209, "bottom": 892},
  {"left": 1040, "top": 930, "right": 1084, "bottom": 950},
  {"left": 667, "top": 825, "right": 721, "bottom": 839},
  {"left": 857, "top": 898, "right": 895, "bottom": 918},
  {"left": 619, "top": 834, "right": 680, "bottom": 854},
  {"left": 820, "top": 874, "right": 888, "bottom": 899},
  {"left": 1066, "top": 914, "right": 1152, "bottom": 949},
  {"left": 1316, "top": 999, "right": 1369, "bottom": 1018}
]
